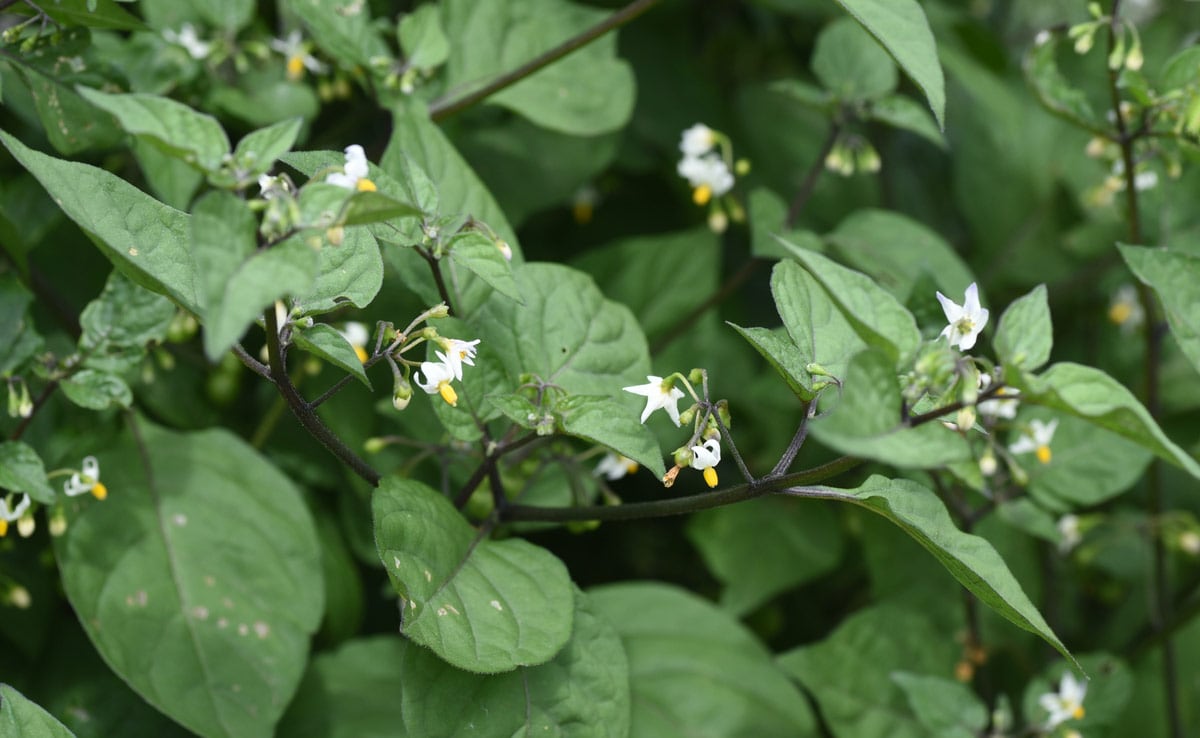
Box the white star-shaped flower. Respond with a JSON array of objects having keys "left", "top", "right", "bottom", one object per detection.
[
  {"left": 0, "top": 493, "right": 31, "bottom": 537},
  {"left": 270, "top": 30, "right": 327, "bottom": 80},
  {"left": 1039, "top": 672, "right": 1087, "bottom": 729},
  {"left": 416, "top": 358, "right": 459, "bottom": 407},
  {"left": 63, "top": 456, "right": 107, "bottom": 499},
  {"left": 440, "top": 338, "right": 481, "bottom": 380},
  {"left": 163, "top": 23, "right": 212, "bottom": 59},
  {"left": 1010, "top": 418, "right": 1059, "bottom": 464},
  {"left": 594, "top": 452, "right": 638, "bottom": 481},
  {"left": 623, "top": 375, "right": 685, "bottom": 426},
  {"left": 690, "top": 438, "right": 721, "bottom": 488},
  {"left": 679, "top": 124, "right": 717, "bottom": 158},
  {"left": 677, "top": 154, "right": 734, "bottom": 205},
  {"left": 326, "top": 145, "right": 377, "bottom": 192},
  {"left": 936, "top": 282, "right": 989, "bottom": 351},
  {"left": 977, "top": 372, "right": 1020, "bottom": 420}
]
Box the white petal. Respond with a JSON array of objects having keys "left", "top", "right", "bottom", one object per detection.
[
  {"left": 935, "top": 291, "right": 962, "bottom": 323},
  {"left": 963, "top": 283, "right": 982, "bottom": 315}
]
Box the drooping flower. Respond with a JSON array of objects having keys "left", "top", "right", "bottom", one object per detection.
[
  {"left": 63, "top": 455, "right": 107, "bottom": 500},
  {"left": 339, "top": 322, "right": 371, "bottom": 363},
  {"left": 595, "top": 452, "right": 639, "bottom": 481},
  {"left": 439, "top": 339, "right": 481, "bottom": 380},
  {"left": 677, "top": 154, "right": 734, "bottom": 206},
  {"left": 623, "top": 375, "right": 686, "bottom": 426},
  {"left": 977, "top": 373, "right": 1020, "bottom": 420},
  {"left": 1010, "top": 419, "right": 1059, "bottom": 465},
  {"left": 679, "top": 124, "right": 717, "bottom": 158},
  {"left": 936, "top": 282, "right": 989, "bottom": 351},
  {"left": 0, "top": 493, "right": 30, "bottom": 538},
  {"left": 162, "top": 23, "right": 212, "bottom": 59},
  {"left": 416, "top": 358, "right": 459, "bottom": 407},
  {"left": 325, "top": 145, "right": 377, "bottom": 192},
  {"left": 270, "top": 30, "right": 327, "bottom": 80},
  {"left": 691, "top": 438, "right": 721, "bottom": 488},
  {"left": 1039, "top": 672, "right": 1087, "bottom": 729}
]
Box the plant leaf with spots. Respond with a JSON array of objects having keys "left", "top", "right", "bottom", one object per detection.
[
  {"left": 373, "top": 476, "right": 574, "bottom": 674},
  {"left": 55, "top": 420, "right": 323, "bottom": 738}
]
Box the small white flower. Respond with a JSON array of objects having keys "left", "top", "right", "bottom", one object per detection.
[
  {"left": 977, "top": 373, "right": 1020, "bottom": 420},
  {"left": 1108, "top": 284, "right": 1144, "bottom": 331},
  {"left": 679, "top": 124, "right": 717, "bottom": 158},
  {"left": 595, "top": 452, "right": 638, "bottom": 481},
  {"left": 339, "top": 322, "right": 371, "bottom": 363},
  {"left": 258, "top": 174, "right": 283, "bottom": 199},
  {"left": 691, "top": 438, "right": 721, "bottom": 488},
  {"left": 0, "top": 493, "right": 31, "bottom": 537},
  {"left": 1010, "top": 419, "right": 1059, "bottom": 464},
  {"left": 63, "top": 455, "right": 107, "bottom": 499},
  {"left": 1039, "top": 672, "right": 1087, "bottom": 729},
  {"left": 163, "top": 23, "right": 212, "bottom": 60},
  {"left": 416, "top": 359, "right": 459, "bottom": 407},
  {"left": 270, "top": 30, "right": 327, "bottom": 80},
  {"left": 677, "top": 154, "right": 734, "bottom": 206},
  {"left": 439, "top": 339, "right": 481, "bottom": 380},
  {"left": 623, "top": 375, "right": 686, "bottom": 426},
  {"left": 936, "top": 282, "right": 989, "bottom": 351},
  {"left": 326, "top": 145, "right": 377, "bottom": 192},
  {"left": 1058, "top": 514, "right": 1082, "bottom": 552}
]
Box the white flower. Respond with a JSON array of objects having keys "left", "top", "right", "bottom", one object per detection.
[
  {"left": 163, "top": 23, "right": 212, "bottom": 59},
  {"left": 1058, "top": 514, "right": 1082, "bottom": 552},
  {"left": 977, "top": 373, "right": 1020, "bottom": 420},
  {"left": 679, "top": 124, "right": 717, "bottom": 158},
  {"left": 496, "top": 240, "right": 513, "bottom": 261},
  {"left": 623, "top": 375, "right": 685, "bottom": 426},
  {"left": 326, "top": 145, "right": 377, "bottom": 192},
  {"left": 595, "top": 452, "right": 638, "bottom": 481},
  {"left": 270, "top": 30, "right": 327, "bottom": 80},
  {"left": 677, "top": 154, "right": 734, "bottom": 206},
  {"left": 0, "top": 493, "right": 31, "bottom": 538},
  {"left": 339, "top": 322, "right": 371, "bottom": 363},
  {"left": 691, "top": 438, "right": 721, "bottom": 488},
  {"left": 439, "top": 339, "right": 481, "bottom": 380},
  {"left": 416, "top": 359, "right": 459, "bottom": 407},
  {"left": 1010, "top": 419, "right": 1059, "bottom": 464},
  {"left": 1039, "top": 672, "right": 1087, "bottom": 729},
  {"left": 936, "top": 282, "right": 989, "bottom": 351},
  {"left": 1108, "top": 284, "right": 1144, "bottom": 331},
  {"left": 63, "top": 455, "right": 107, "bottom": 499}
]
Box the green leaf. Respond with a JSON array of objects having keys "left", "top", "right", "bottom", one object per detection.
[
  {"left": 811, "top": 349, "right": 971, "bottom": 467},
  {"left": 190, "top": 0, "right": 255, "bottom": 31},
  {"left": 0, "top": 274, "right": 43, "bottom": 375},
  {"left": 279, "top": 591, "right": 629, "bottom": 737},
  {"left": 132, "top": 138, "right": 203, "bottom": 210},
  {"left": 56, "top": 422, "right": 324, "bottom": 738},
  {"left": 9, "top": 63, "right": 123, "bottom": 155},
  {"left": 17, "top": 0, "right": 145, "bottom": 30},
  {"left": 806, "top": 475, "right": 1076, "bottom": 667},
  {"left": 441, "top": 0, "right": 636, "bottom": 135},
  {"left": 994, "top": 284, "right": 1052, "bottom": 371},
  {"left": 283, "top": 0, "right": 391, "bottom": 68},
  {"left": 831, "top": 0, "right": 946, "bottom": 128},
  {"left": 373, "top": 477, "right": 574, "bottom": 673},
  {"left": 589, "top": 582, "right": 818, "bottom": 737},
  {"left": 1023, "top": 34, "right": 1105, "bottom": 134},
  {"left": 747, "top": 187, "right": 825, "bottom": 260},
  {"left": 446, "top": 231, "right": 522, "bottom": 303},
  {"left": 1019, "top": 413, "right": 1151, "bottom": 509},
  {"left": 770, "top": 259, "right": 868, "bottom": 386},
  {"left": 779, "top": 605, "right": 959, "bottom": 738},
  {"left": 398, "top": 4, "right": 450, "bottom": 71},
  {"left": 295, "top": 227, "right": 383, "bottom": 316},
  {"left": 292, "top": 323, "right": 372, "bottom": 389},
  {"left": 1024, "top": 653, "right": 1132, "bottom": 733},
  {"left": 687, "top": 498, "right": 844, "bottom": 616},
  {"left": 0, "top": 130, "right": 199, "bottom": 312},
  {"left": 1018, "top": 362, "right": 1200, "bottom": 479},
  {"left": 0, "top": 441, "right": 56, "bottom": 505},
  {"left": 868, "top": 95, "right": 946, "bottom": 148},
  {"left": 79, "top": 271, "right": 175, "bottom": 373},
  {"left": 812, "top": 17, "right": 898, "bottom": 100},
  {"left": 729, "top": 324, "right": 818, "bottom": 401},
  {"left": 60, "top": 369, "right": 132, "bottom": 410},
  {"left": 76, "top": 89, "right": 231, "bottom": 173},
  {"left": 231, "top": 118, "right": 303, "bottom": 183},
  {"left": 784, "top": 242, "right": 921, "bottom": 366},
  {"left": 473, "top": 263, "right": 651, "bottom": 396},
  {"left": 340, "top": 190, "right": 423, "bottom": 227},
  {"left": 0, "top": 684, "right": 76, "bottom": 738},
  {"left": 893, "top": 673, "right": 988, "bottom": 738},
  {"left": 555, "top": 395, "right": 666, "bottom": 480},
  {"left": 1120, "top": 245, "right": 1200, "bottom": 377}
]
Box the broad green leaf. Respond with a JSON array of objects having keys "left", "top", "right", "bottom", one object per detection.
[
  {"left": 779, "top": 605, "right": 958, "bottom": 738},
  {"left": 60, "top": 369, "right": 132, "bottom": 410},
  {"left": 589, "top": 582, "right": 818, "bottom": 737},
  {"left": 771, "top": 259, "right": 867, "bottom": 385},
  {"left": 284, "top": 0, "right": 391, "bottom": 68},
  {"left": 555, "top": 395, "right": 666, "bottom": 480},
  {"left": 189, "top": 190, "right": 255, "bottom": 324},
  {"left": 687, "top": 498, "right": 843, "bottom": 616},
  {"left": 0, "top": 130, "right": 199, "bottom": 312},
  {"left": 230, "top": 118, "right": 303, "bottom": 183},
  {"left": 0, "top": 441, "right": 56, "bottom": 504},
  {"left": 441, "top": 0, "right": 636, "bottom": 135},
  {"left": 292, "top": 323, "right": 371, "bottom": 389},
  {"left": 473, "top": 263, "right": 651, "bottom": 396},
  {"left": 79, "top": 271, "right": 175, "bottom": 374},
  {"left": 190, "top": 0, "right": 255, "bottom": 31},
  {"left": 1018, "top": 362, "right": 1200, "bottom": 479},
  {"left": 1120, "top": 245, "right": 1200, "bottom": 377},
  {"left": 892, "top": 673, "right": 988, "bottom": 738},
  {"left": 295, "top": 227, "right": 383, "bottom": 316},
  {"left": 340, "top": 191, "right": 422, "bottom": 227},
  {"left": 994, "top": 284, "right": 1052, "bottom": 372},
  {"left": 10, "top": 63, "right": 123, "bottom": 154},
  {"left": 803, "top": 475, "right": 1075, "bottom": 666},
  {"left": 868, "top": 95, "right": 946, "bottom": 149},
  {"left": 77, "top": 89, "right": 231, "bottom": 173},
  {"left": 12, "top": 0, "right": 144, "bottom": 29},
  {"left": 373, "top": 477, "right": 574, "bottom": 673},
  {"left": 729, "top": 324, "right": 817, "bottom": 401},
  {"left": 825, "top": 209, "right": 974, "bottom": 301},
  {"left": 446, "top": 231, "right": 522, "bottom": 303},
  {"left": 0, "top": 274, "right": 42, "bottom": 375},
  {"left": 56, "top": 423, "right": 324, "bottom": 738},
  {"left": 398, "top": 4, "right": 450, "bottom": 71},
  {"left": 132, "top": 138, "right": 203, "bottom": 210},
  {"left": 1017, "top": 412, "right": 1151, "bottom": 510},
  {"left": 811, "top": 349, "right": 971, "bottom": 467},
  {"left": 0, "top": 684, "right": 76, "bottom": 738},
  {"left": 832, "top": 0, "right": 945, "bottom": 128},
  {"left": 812, "top": 17, "right": 897, "bottom": 101},
  {"left": 783, "top": 242, "right": 921, "bottom": 366},
  {"left": 279, "top": 591, "right": 628, "bottom": 737},
  {"left": 1023, "top": 34, "right": 1105, "bottom": 134}
]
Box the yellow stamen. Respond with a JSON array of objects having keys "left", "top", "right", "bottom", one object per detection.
[
  {"left": 356, "top": 178, "right": 377, "bottom": 192},
  {"left": 438, "top": 381, "right": 458, "bottom": 407},
  {"left": 702, "top": 466, "right": 718, "bottom": 488},
  {"left": 354, "top": 345, "right": 369, "bottom": 363},
  {"left": 0, "top": 519, "right": 7, "bottom": 537},
  {"left": 624, "top": 461, "right": 639, "bottom": 475},
  {"left": 1072, "top": 705, "right": 1085, "bottom": 719},
  {"left": 1109, "top": 301, "right": 1132, "bottom": 325},
  {"left": 91, "top": 482, "right": 108, "bottom": 500},
  {"left": 693, "top": 184, "right": 713, "bottom": 206},
  {"left": 573, "top": 201, "right": 594, "bottom": 224},
  {"left": 1036, "top": 445, "right": 1052, "bottom": 464},
  {"left": 286, "top": 55, "right": 306, "bottom": 81}
]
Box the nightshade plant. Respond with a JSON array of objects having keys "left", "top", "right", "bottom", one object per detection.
[{"left": 1, "top": 0, "right": 1200, "bottom": 736}]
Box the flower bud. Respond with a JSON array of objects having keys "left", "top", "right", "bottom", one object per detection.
[
  {"left": 17, "top": 511, "right": 35, "bottom": 538},
  {"left": 673, "top": 447, "right": 693, "bottom": 469},
  {"left": 716, "top": 400, "right": 732, "bottom": 430},
  {"left": 392, "top": 379, "right": 413, "bottom": 411},
  {"left": 6, "top": 586, "right": 31, "bottom": 610},
  {"left": 49, "top": 507, "right": 68, "bottom": 537},
  {"left": 979, "top": 450, "right": 998, "bottom": 477},
  {"left": 677, "top": 406, "right": 696, "bottom": 426},
  {"left": 326, "top": 225, "right": 345, "bottom": 246},
  {"left": 364, "top": 437, "right": 388, "bottom": 454}
]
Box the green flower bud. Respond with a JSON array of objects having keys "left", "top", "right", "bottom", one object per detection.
[{"left": 673, "top": 446, "right": 693, "bottom": 469}]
